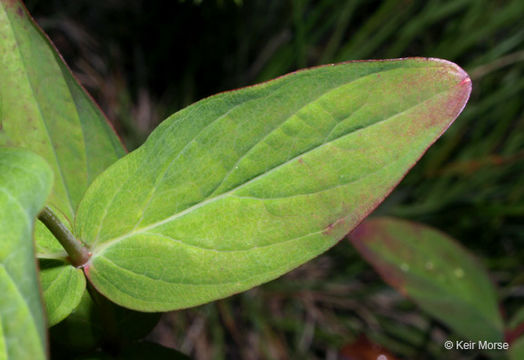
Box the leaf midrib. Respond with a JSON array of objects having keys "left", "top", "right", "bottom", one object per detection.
[
  {"left": 2, "top": 5, "right": 86, "bottom": 218},
  {"left": 93, "top": 66, "right": 404, "bottom": 242},
  {"left": 90, "top": 87, "right": 450, "bottom": 256}
]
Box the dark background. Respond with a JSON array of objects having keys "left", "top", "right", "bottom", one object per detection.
[{"left": 26, "top": 0, "right": 523, "bottom": 359}]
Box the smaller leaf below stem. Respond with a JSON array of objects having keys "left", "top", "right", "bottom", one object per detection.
[{"left": 38, "top": 207, "right": 91, "bottom": 267}]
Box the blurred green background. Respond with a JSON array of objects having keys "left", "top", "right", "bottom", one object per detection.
[{"left": 26, "top": 0, "right": 523, "bottom": 359}]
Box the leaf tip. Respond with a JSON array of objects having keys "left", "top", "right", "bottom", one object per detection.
[
  {"left": 412, "top": 58, "right": 472, "bottom": 135},
  {"left": 430, "top": 57, "right": 472, "bottom": 110}
]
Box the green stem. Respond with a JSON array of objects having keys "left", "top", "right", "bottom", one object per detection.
[{"left": 38, "top": 207, "right": 91, "bottom": 267}]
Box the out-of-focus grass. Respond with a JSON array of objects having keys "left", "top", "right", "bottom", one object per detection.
[{"left": 26, "top": 0, "right": 524, "bottom": 359}]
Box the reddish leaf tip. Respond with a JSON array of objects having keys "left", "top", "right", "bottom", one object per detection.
[
  {"left": 433, "top": 58, "right": 472, "bottom": 103},
  {"left": 421, "top": 58, "right": 472, "bottom": 134}
]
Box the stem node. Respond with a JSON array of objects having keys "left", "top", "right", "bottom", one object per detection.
[{"left": 38, "top": 207, "right": 91, "bottom": 267}]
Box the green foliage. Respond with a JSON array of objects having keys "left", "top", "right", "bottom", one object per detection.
[
  {"left": 0, "top": 0, "right": 126, "bottom": 324},
  {"left": 76, "top": 59, "right": 470, "bottom": 311},
  {"left": 0, "top": 1, "right": 124, "bottom": 219},
  {"left": 39, "top": 260, "right": 85, "bottom": 326},
  {"left": 1, "top": 0, "right": 522, "bottom": 359},
  {"left": 0, "top": 148, "right": 52, "bottom": 360}
]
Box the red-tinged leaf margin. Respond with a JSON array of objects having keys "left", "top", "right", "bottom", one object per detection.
[
  {"left": 506, "top": 321, "right": 524, "bottom": 345},
  {"left": 242, "top": 58, "right": 473, "bottom": 243},
  {"left": 2, "top": 0, "right": 126, "bottom": 152},
  {"left": 79, "top": 57, "right": 472, "bottom": 312}
]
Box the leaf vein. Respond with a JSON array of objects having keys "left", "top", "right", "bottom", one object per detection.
[
  {"left": 92, "top": 75, "right": 449, "bottom": 255},
  {"left": 2, "top": 11, "right": 75, "bottom": 218}
]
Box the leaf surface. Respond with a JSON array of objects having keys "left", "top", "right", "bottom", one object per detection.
[
  {"left": 349, "top": 217, "right": 504, "bottom": 342},
  {"left": 0, "top": 148, "right": 52, "bottom": 360},
  {"left": 0, "top": 0, "right": 125, "bottom": 220},
  {"left": 34, "top": 220, "right": 85, "bottom": 327},
  {"left": 78, "top": 58, "right": 471, "bottom": 311},
  {"left": 0, "top": 0, "right": 125, "bottom": 322},
  {"left": 39, "top": 260, "right": 85, "bottom": 327}
]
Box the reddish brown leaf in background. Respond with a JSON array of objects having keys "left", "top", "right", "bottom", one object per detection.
[
  {"left": 506, "top": 321, "right": 524, "bottom": 345},
  {"left": 349, "top": 217, "right": 504, "bottom": 342},
  {"left": 340, "top": 335, "right": 399, "bottom": 360}
]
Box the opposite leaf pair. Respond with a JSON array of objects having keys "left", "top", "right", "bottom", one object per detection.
[{"left": 0, "top": 0, "right": 472, "bottom": 358}]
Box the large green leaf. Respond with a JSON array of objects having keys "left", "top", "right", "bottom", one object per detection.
[
  {"left": 77, "top": 58, "right": 471, "bottom": 311},
  {"left": 0, "top": 148, "right": 52, "bottom": 360},
  {"left": 349, "top": 217, "right": 504, "bottom": 342},
  {"left": 0, "top": 0, "right": 125, "bottom": 219},
  {"left": 0, "top": 0, "right": 125, "bottom": 323}
]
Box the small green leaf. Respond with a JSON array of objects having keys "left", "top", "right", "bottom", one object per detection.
[
  {"left": 39, "top": 260, "right": 85, "bottom": 327},
  {"left": 77, "top": 58, "right": 471, "bottom": 311},
  {"left": 0, "top": 148, "right": 53, "bottom": 360},
  {"left": 35, "top": 212, "right": 86, "bottom": 327},
  {"left": 349, "top": 217, "right": 504, "bottom": 342}
]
